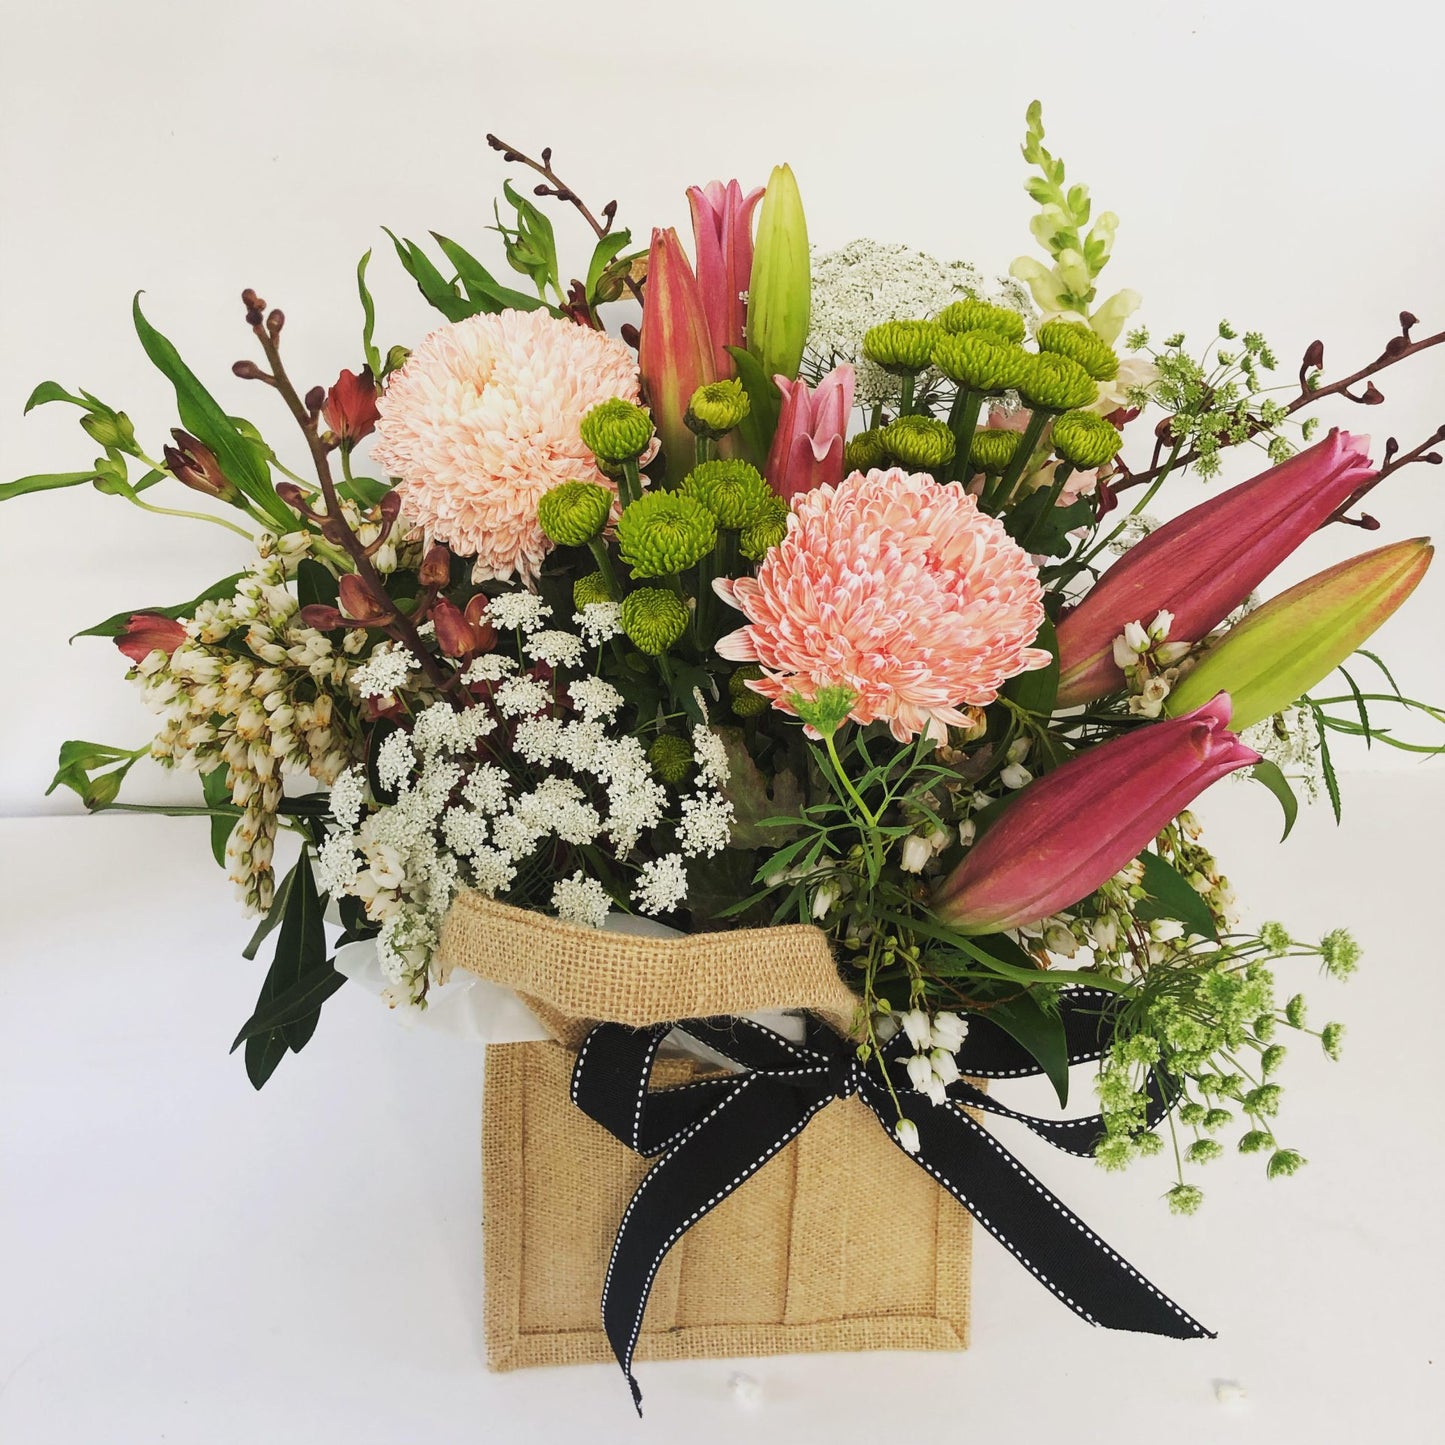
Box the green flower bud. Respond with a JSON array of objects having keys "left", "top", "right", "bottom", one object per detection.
[
  {"left": 1037, "top": 318, "right": 1120, "bottom": 381},
  {"left": 936, "top": 298, "right": 1027, "bottom": 344},
  {"left": 844, "top": 428, "right": 889, "bottom": 473},
  {"left": 1051, "top": 410, "right": 1122, "bottom": 470},
  {"left": 740, "top": 495, "right": 790, "bottom": 562},
  {"left": 1186, "top": 1139, "right": 1223, "bottom": 1165},
  {"left": 787, "top": 683, "right": 857, "bottom": 737},
  {"left": 728, "top": 664, "right": 771, "bottom": 717},
  {"left": 1017, "top": 351, "right": 1099, "bottom": 412},
  {"left": 1320, "top": 1021, "right": 1345, "bottom": 1061},
  {"left": 1166, "top": 1183, "right": 1204, "bottom": 1216},
  {"left": 685, "top": 379, "right": 751, "bottom": 439},
  {"left": 1267, "top": 1147, "right": 1306, "bottom": 1179},
  {"left": 881, "top": 415, "right": 955, "bottom": 470},
  {"left": 1319, "top": 928, "right": 1361, "bottom": 979},
  {"left": 931, "top": 331, "right": 1034, "bottom": 393},
  {"left": 649, "top": 732, "right": 695, "bottom": 784},
  {"left": 80, "top": 410, "right": 137, "bottom": 452},
  {"left": 968, "top": 427, "right": 1023, "bottom": 476},
  {"left": 384, "top": 344, "right": 411, "bottom": 377},
  {"left": 536, "top": 480, "right": 613, "bottom": 547},
  {"left": 862, "top": 319, "right": 941, "bottom": 375},
  {"left": 1238, "top": 1129, "right": 1276, "bottom": 1154},
  {"left": 1284, "top": 993, "right": 1307, "bottom": 1028},
  {"left": 1260, "top": 1044, "right": 1287, "bottom": 1076},
  {"left": 579, "top": 397, "right": 655, "bottom": 464},
  {"left": 680, "top": 458, "right": 773, "bottom": 530},
  {"left": 615, "top": 491, "right": 717, "bottom": 577},
  {"left": 573, "top": 570, "right": 614, "bottom": 609},
  {"left": 620, "top": 587, "right": 690, "bottom": 654}
]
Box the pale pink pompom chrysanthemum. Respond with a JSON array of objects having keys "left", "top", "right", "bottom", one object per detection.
[
  {"left": 371, "top": 309, "right": 642, "bottom": 583},
  {"left": 716, "top": 468, "right": 1051, "bottom": 742}
]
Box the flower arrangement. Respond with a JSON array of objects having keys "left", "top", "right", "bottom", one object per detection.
[{"left": 16, "top": 102, "right": 1444, "bottom": 1376}]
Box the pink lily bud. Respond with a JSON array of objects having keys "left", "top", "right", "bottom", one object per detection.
[
  {"left": 934, "top": 694, "right": 1260, "bottom": 935},
  {"left": 1055, "top": 430, "right": 1376, "bottom": 706},
  {"left": 115, "top": 612, "right": 187, "bottom": 664},
  {"left": 687, "top": 179, "right": 764, "bottom": 375},
  {"left": 639, "top": 227, "right": 717, "bottom": 486},
  {"left": 765, "top": 364, "right": 855, "bottom": 502}
]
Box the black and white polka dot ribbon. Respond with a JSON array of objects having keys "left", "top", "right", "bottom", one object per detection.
[{"left": 571, "top": 990, "right": 1211, "bottom": 1413}]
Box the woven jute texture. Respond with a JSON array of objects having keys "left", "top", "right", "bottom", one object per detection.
[{"left": 438, "top": 892, "right": 973, "bottom": 1372}]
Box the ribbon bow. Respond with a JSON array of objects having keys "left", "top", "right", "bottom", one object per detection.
[{"left": 571, "top": 988, "right": 1211, "bottom": 1412}]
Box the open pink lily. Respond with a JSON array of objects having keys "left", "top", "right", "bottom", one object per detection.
[
  {"left": 688, "top": 179, "right": 763, "bottom": 375},
  {"left": 1055, "top": 429, "right": 1376, "bottom": 706},
  {"left": 765, "top": 364, "right": 855, "bottom": 502},
  {"left": 935, "top": 694, "right": 1260, "bottom": 935}
]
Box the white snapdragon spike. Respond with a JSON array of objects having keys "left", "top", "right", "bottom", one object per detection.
[
  {"left": 352, "top": 644, "right": 418, "bottom": 700},
  {"left": 574, "top": 602, "right": 623, "bottom": 646},
  {"left": 488, "top": 591, "right": 550, "bottom": 633},
  {"left": 899, "top": 835, "right": 933, "bottom": 874},
  {"left": 634, "top": 854, "right": 689, "bottom": 916},
  {"left": 552, "top": 871, "right": 613, "bottom": 929}
]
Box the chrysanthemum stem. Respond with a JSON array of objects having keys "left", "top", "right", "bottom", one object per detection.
[
  {"left": 946, "top": 389, "right": 985, "bottom": 483},
  {"left": 620, "top": 458, "right": 642, "bottom": 505},
  {"left": 695, "top": 435, "right": 711, "bottom": 469},
  {"left": 1018, "top": 462, "right": 1075, "bottom": 553},
  {"left": 587, "top": 538, "right": 622, "bottom": 598},
  {"left": 898, "top": 373, "right": 915, "bottom": 417},
  {"left": 988, "top": 409, "right": 1051, "bottom": 512}
]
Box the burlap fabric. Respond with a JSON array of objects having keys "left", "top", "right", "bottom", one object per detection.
[{"left": 436, "top": 891, "right": 974, "bottom": 1372}]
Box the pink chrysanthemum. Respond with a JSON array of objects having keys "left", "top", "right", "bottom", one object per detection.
[
  {"left": 716, "top": 467, "right": 1051, "bottom": 742},
  {"left": 371, "top": 309, "right": 641, "bottom": 582}
]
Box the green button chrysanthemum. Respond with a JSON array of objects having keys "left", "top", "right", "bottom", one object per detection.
[
  {"left": 685, "top": 379, "right": 752, "bottom": 439},
  {"left": 936, "top": 298, "right": 1027, "bottom": 344},
  {"left": 728, "top": 664, "right": 771, "bottom": 718},
  {"left": 680, "top": 458, "right": 773, "bottom": 530},
  {"left": 968, "top": 428, "right": 1023, "bottom": 476},
  {"left": 843, "top": 428, "right": 889, "bottom": 473},
  {"left": 536, "top": 480, "right": 613, "bottom": 547},
  {"left": 1037, "top": 319, "right": 1120, "bottom": 381},
  {"left": 740, "top": 511, "right": 789, "bottom": 562},
  {"left": 615, "top": 491, "right": 717, "bottom": 577},
  {"left": 579, "top": 397, "right": 655, "bottom": 463},
  {"left": 862, "top": 319, "right": 941, "bottom": 375},
  {"left": 931, "top": 331, "right": 1034, "bottom": 393},
  {"left": 1052, "top": 410, "right": 1122, "bottom": 469},
  {"left": 882, "top": 414, "right": 956, "bottom": 470},
  {"left": 1017, "top": 351, "right": 1099, "bottom": 412},
  {"left": 572, "top": 570, "right": 614, "bottom": 608},
  {"left": 620, "top": 587, "right": 690, "bottom": 654},
  {"left": 648, "top": 732, "right": 695, "bottom": 784}
]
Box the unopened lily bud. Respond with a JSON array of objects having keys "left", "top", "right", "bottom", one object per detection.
[
  {"left": 418, "top": 544, "right": 452, "bottom": 588},
  {"left": 432, "top": 598, "right": 479, "bottom": 658}
]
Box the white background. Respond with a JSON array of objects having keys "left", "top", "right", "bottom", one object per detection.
[{"left": 2, "top": 3, "right": 1444, "bottom": 1442}]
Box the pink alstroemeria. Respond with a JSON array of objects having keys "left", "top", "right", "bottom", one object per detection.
[
  {"left": 115, "top": 613, "right": 187, "bottom": 665},
  {"left": 687, "top": 179, "right": 764, "bottom": 375},
  {"left": 765, "top": 364, "right": 855, "bottom": 502},
  {"left": 639, "top": 227, "right": 717, "bottom": 486},
  {"left": 934, "top": 694, "right": 1260, "bottom": 935},
  {"left": 1055, "top": 429, "right": 1376, "bottom": 707}
]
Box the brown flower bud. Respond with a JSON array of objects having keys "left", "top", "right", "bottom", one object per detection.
[
  {"left": 431, "top": 599, "right": 478, "bottom": 658},
  {"left": 164, "top": 430, "right": 239, "bottom": 503},
  {"left": 297, "top": 603, "right": 347, "bottom": 631},
  {"left": 418, "top": 544, "right": 452, "bottom": 588},
  {"left": 338, "top": 573, "right": 392, "bottom": 624},
  {"left": 462, "top": 593, "right": 498, "bottom": 651}
]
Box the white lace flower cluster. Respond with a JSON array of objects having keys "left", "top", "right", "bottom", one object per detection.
[
  {"left": 314, "top": 593, "right": 736, "bottom": 1003},
  {"left": 807, "top": 239, "right": 1033, "bottom": 406}
]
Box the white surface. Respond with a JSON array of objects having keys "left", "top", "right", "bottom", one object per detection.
[
  {"left": 3, "top": 1, "right": 1445, "bottom": 814},
  {"left": 3, "top": 776, "right": 1443, "bottom": 1444}
]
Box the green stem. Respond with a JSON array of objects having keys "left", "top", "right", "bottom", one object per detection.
[
  {"left": 127, "top": 493, "right": 254, "bottom": 539},
  {"left": 988, "top": 408, "right": 1051, "bottom": 512},
  {"left": 945, "top": 389, "right": 985, "bottom": 482},
  {"left": 898, "top": 372, "right": 916, "bottom": 417},
  {"left": 586, "top": 538, "right": 623, "bottom": 598},
  {"left": 1017, "top": 462, "right": 1074, "bottom": 553},
  {"left": 695, "top": 434, "right": 711, "bottom": 469},
  {"left": 621, "top": 458, "right": 642, "bottom": 505},
  {"left": 1074, "top": 443, "right": 1184, "bottom": 572}
]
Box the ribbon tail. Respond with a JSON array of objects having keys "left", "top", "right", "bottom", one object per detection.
[
  {"left": 866, "top": 1081, "right": 1214, "bottom": 1341},
  {"left": 600, "top": 1074, "right": 832, "bottom": 1412}
]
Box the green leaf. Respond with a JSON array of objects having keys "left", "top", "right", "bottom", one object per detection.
[
  {"left": 1249, "top": 759, "right": 1298, "bottom": 842},
  {"left": 70, "top": 572, "right": 244, "bottom": 640},
  {"left": 295, "top": 557, "right": 340, "bottom": 611},
  {"left": 131, "top": 295, "right": 295, "bottom": 530},
  {"left": 585, "top": 228, "right": 634, "bottom": 301},
  {"left": 230, "top": 960, "right": 346, "bottom": 1050},
  {"left": 337, "top": 474, "right": 392, "bottom": 508},
  {"left": 382, "top": 229, "right": 477, "bottom": 322},
  {"left": 356, "top": 249, "right": 382, "bottom": 377},
  {"left": 726, "top": 346, "right": 782, "bottom": 468},
  {"left": 430, "top": 231, "right": 549, "bottom": 314},
  {"left": 0, "top": 470, "right": 104, "bottom": 503},
  {"left": 202, "top": 767, "right": 236, "bottom": 868},
  {"left": 243, "top": 1030, "right": 290, "bottom": 1091},
  {"left": 24, "top": 380, "right": 90, "bottom": 412},
  {"left": 1135, "top": 851, "right": 1218, "bottom": 940},
  {"left": 713, "top": 728, "right": 805, "bottom": 848},
  {"left": 494, "top": 181, "right": 561, "bottom": 301},
  {"left": 46, "top": 739, "right": 144, "bottom": 810},
  {"left": 984, "top": 993, "right": 1071, "bottom": 1107},
  {"left": 1312, "top": 704, "right": 1342, "bottom": 823},
  {"left": 242, "top": 861, "right": 296, "bottom": 961},
  {"left": 1337, "top": 665, "right": 1372, "bottom": 749},
  {"left": 1003, "top": 614, "right": 1058, "bottom": 717}
]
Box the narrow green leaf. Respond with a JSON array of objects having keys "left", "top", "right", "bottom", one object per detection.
[
  {"left": 382, "top": 230, "right": 476, "bottom": 322},
  {"left": 24, "top": 380, "right": 90, "bottom": 412},
  {"left": 984, "top": 994, "right": 1071, "bottom": 1107},
  {"left": 725, "top": 346, "right": 783, "bottom": 468},
  {"left": 70, "top": 573, "right": 244, "bottom": 641},
  {"left": 430, "top": 231, "right": 549, "bottom": 313},
  {"left": 230, "top": 962, "right": 345, "bottom": 1050},
  {"left": 1337, "top": 665, "right": 1372, "bottom": 749},
  {"left": 1003, "top": 614, "right": 1058, "bottom": 717},
  {"left": 1249, "top": 759, "right": 1298, "bottom": 842},
  {"left": 202, "top": 767, "right": 236, "bottom": 868},
  {"left": 1357, "top": 648, "right": 1405, "bottom": 699},
  {"left": 356, "top": 249, "right": 382, "bottom": 377},
  {"left": 1135, "top": 851, "right": 1218, "bottom": 940},
  {"left": 242, "top": 861, "right": 296, "bottom": 962},
  {"left": 585, "top": 229, "right": 633, "bottom": 299},
  {"left": 0, "top": 470, "right": 103, "bottom": 503},
  {"left": 1314, "top": 706, "right": 1342, "bottom": 823}
]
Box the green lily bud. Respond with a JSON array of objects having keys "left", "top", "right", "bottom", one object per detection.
[
  {"left": 648, "top": 732, "right": 695, "bottom": 783},
  {"left": 680, "top": 458, "right": 773, "bottom": 530},
  {"left": 747, "top": 163, "right": 811, "bottom": 383},
  {"left": 685, "top": 379, "right": 751, "bottom": 440},
  {"left": 80, "top": 410, "right": 137, "bottom": 452},
  {"left": 620, "top": 587, "right": 690, "bottom": 654},
  {"left": 881, "top": 414, "right": 956, "bottom": 470},
  {"left": 968, "top": 428, "right": 1023, "bottom": 476},
  {"left": 862, "top": 320, "right": 941, "bottom": 376},
  {"left": 1017, "top": 352, "right": 1098, "bottom": 412},
  {"left": 615, "top": 491, "right": 717, "bottom": 576},
  {"left": 537, "top": 480, "right": 613, "bottom": 547},
  {"left": 1037, "top": 319, "right": 1120, "bottom": 381},
  {"left": 936, "top": 299, "right": 1027, "bottom": 344},
  {"left": 580, "top": 397, "right": 656, "bottom": 464},
  {"left": 931, "top": 331, "right": 1033, "bottom": 394},
  {"left": 573, "top": 570, "right": 615, "bottom": 609},
  {"left": 1165, "top": 537, "right": 1434, "bottom": 731},
  {"left": 728, "top": 664, "right": 771, "bottom": 717},
  {"left": 843, "top": 428, "right": 889, "bottom": 473},
  {"left": 1052, "top": 410, "right": 1122, "bottom": 470},
  {"left": 740, "top": 494, "right": 790, "bottom": 561}
]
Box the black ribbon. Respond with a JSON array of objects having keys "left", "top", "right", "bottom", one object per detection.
[{"left": 571, "top": 989, "right": 1212, "bottom": 1412}]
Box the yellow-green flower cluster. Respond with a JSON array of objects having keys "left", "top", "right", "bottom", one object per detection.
[
  {"left": 580, "top": 397, "right": 655, "bottom": 463},
  {"left": 862, "top": 319, "right": 941, "bottom": 375},
  {"left": 681, "top": 459, "right": 773, "bottom": 530},
  {"left": 620, "top": 587, "right": 689, "bottom": 654},
  {"left": 616, "top": 491, "right": 716, "bottom": 576},
  {"left": 936, "top": 298, "right": 1027, "bottom": 343},
  {"left": 932, "top": 331, "right": 1033, "bottom": 394},
  {"left": 537, "top": 480, "right": 612, "bottom": 547}
]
